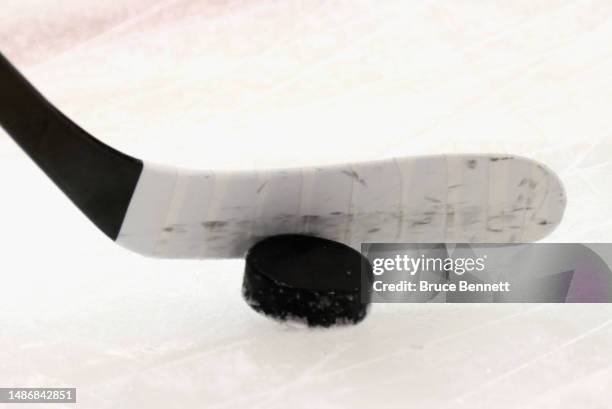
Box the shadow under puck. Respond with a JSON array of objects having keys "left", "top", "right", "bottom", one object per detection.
[{"left": 242, "top": 235, "right": 373, "bottom": 327}]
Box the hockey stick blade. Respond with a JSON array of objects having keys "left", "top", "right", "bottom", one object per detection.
[{"left": 0, "top": 53, "right": 566, "bottom": 259}]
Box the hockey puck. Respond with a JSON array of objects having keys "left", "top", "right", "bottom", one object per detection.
[{"left": 242, "top": 235, "right": 373, "bottom": 327}]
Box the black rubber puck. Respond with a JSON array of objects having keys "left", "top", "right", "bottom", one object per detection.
[{"left": 242, "top": 235, "right": 373, "bottom": 327}]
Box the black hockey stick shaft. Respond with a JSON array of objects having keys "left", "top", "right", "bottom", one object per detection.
[{"left": 0, "top": 53, "right": 143, "bottom": 239}]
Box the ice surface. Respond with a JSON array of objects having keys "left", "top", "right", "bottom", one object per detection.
[{"left": 1, "top": 1, "right": 612, "bottom": 407}]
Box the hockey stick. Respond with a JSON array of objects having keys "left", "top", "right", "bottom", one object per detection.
[
  {"left": 0, "top": 53, "right": 143, "bottom": 240},
  {"left": 0, "top": 53, "right": 566, "bottom": 259}
]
